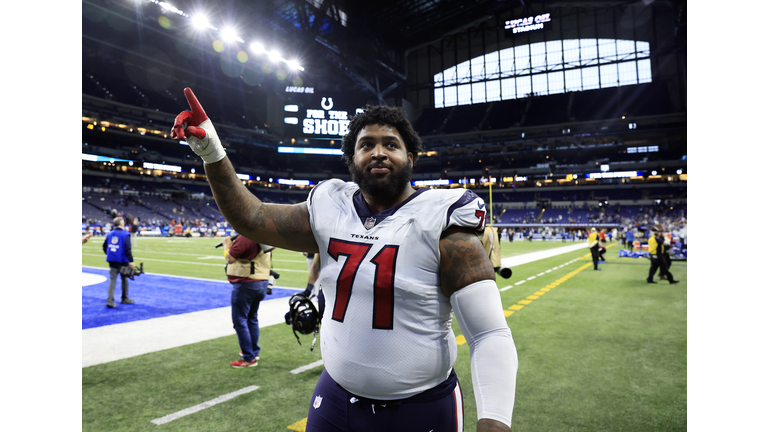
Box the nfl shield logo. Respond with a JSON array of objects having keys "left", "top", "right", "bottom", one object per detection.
[
  {"left": 313, "top": 395, "right": 323, "bottom": 409},
  {"left": 364, "top": 217, "right": 376, "bottom": 230}
]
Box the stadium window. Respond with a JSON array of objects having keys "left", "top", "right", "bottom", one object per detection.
[
  {"left": 600, "top": 63, "right": 619, "bottom": 88},
  {"left": 434, "top": 71, "right": 444, "bottom": 87},
  {"left": 432, "top": 38, "right": 652, "bottom": 108},
  {"left": 546, "top": 40, "right": 563, "bottom": 70},
  {"left": 616, "top": 39, "right": 636, "bottom": 61},
  {"left": 514, "top": 44, "right": 531, "bottom": 75},
  {"left": 486, "top": 79, "right": 502, "bottom": 102},
  {"left": 598, "top": 39, "right": 618, "bottom": 63},
  {"left": 581, "top": 66, "right": 600, "bottom": 90},
  {"left": 547, "top": 71, "right": 565, "bottom": 95},
  {"left": 457, "top": 83, "right": 472, "bottom": 105},
  {"left": 516, "top": 75, "right": 532, "bottom": 98},
  {"left": 636, "top": 41, "right": 650, "bottom": 58},
  {"left": 618, "top": 61, "right": 638, "bottom": 86},
  {"left": 484, "top": 51, "right": 500, "bottom": 80},
  {"left": 637, "top": 59, "right": 652, "bottom": 83},
  {"left": 444, "top": 85, "right": 458, "bottom": 107},
  {"left": 580, "top": 39, "right": 598, "bottom": 66},
  {"left": 471, "top": 56, "right": 486, "bottom": 81},
  {"left": 472, "top": 81, "right": 486, "bottom": 104},
  {"left": 434, "top": 87, "right": 445, "bottom": 108},
  {"left": 501, "top": 77, "right": 516, "bottom": 100},
  {"left": 530, "top": 42, "right": 547, "bottom": 73},
  {"left": 444, "top": 66, "right": 458, "bottom": 86},
  {"left": 562, "top": 39, "right": 580, "bottom": 68},
  {"left": 499, "top": 47, "right": 515, "bottom": 78},
  {"left": 531, "top": 73, "right": 548, "bottom": 95},
  {"left": 456, "top": 61, "right": 471, "bottom": 84},
  {"left": 564, "top": 69, "right": 582, "bottom": 92}
]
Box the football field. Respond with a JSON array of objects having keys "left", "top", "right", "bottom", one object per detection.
[{"left": 82, "top": 237, "right": 686, "bottom": 431}]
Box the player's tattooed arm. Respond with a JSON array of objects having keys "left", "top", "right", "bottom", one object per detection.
[
  {"left": 439, "top": 226, "right": 496, "bottom": 298},
  {"left": 203, "top": 157, "right": 318, "bottom": 252}
]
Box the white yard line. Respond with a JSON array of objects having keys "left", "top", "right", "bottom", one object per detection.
[
  {"left": 290, "top": 360, "right": 325, "bottom": 374},
  {"left": 500, "top": 242, "right": 587, "bottom": 268},
  {"left": 150, "top": 386, "right": 259, "bottom": 425}
]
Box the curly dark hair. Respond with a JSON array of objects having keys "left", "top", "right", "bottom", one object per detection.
[{"left": 341, "top": 105, "right": 423, "bottom": 168}]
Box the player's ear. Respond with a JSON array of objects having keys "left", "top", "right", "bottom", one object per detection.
[{"left": 407, "top": 152, "right": 414, "bottom": 164}]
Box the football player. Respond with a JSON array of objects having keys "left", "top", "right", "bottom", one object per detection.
[{"left": 172, "top": 88, "right": 517, "bottom": 432}]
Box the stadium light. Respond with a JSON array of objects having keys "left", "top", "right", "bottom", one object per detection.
[
  {"left": 191, "top": 14, "right": 209, "bottom": 30},
  {"left": 268, "top": 50, "right": 281, "bottom": 62},
  {"left": 221, "top": 27, "right": 239, "bottom": 42},
  {"left": 250, "top": 42, "right": 264, "bottom": 53}
]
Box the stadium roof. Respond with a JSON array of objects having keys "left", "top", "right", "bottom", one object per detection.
[{"left": 83, "top": 0, "right": 685, "bottom": 102}]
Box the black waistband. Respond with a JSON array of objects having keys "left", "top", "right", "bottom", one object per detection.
[{"left": 344, "top": 369, "right": 458, "bottom": 406}]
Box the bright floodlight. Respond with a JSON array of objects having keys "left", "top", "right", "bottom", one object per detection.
[
  {"left": 221, "top": 27, "right": 238, "bottom": 42},
  {"left": 268, "top": 50, "right": 281, "bottom": 62},
  {"left": 287, "top": 60, "right": 301, "bottom": 70},
  {"left": 191, "top": 14, "right": 209, "bottom": 29},
  {"left": 250, "top": 42, "right": 264, "bottom": 53}
]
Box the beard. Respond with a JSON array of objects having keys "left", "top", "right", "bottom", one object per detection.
[{"left": 349, "top": 159, "right": 413, "bottom": 200}]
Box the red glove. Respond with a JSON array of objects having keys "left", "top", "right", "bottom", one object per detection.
[{"left": 170, "top": 88, "right": 226, "bottom": 163}]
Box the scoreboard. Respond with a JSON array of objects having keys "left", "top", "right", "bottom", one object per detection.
[{"left": 280, "top": 86, "right": 368, "bottom": 139}]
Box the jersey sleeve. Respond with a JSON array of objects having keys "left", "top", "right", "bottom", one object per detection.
[
  {"left": 444, "top": 189, "right": 487, "bottom": 233},
  {"left": 306, "top": 179, "right": 349, "bottom": 238}
]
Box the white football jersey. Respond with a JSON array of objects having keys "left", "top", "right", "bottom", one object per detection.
[{"left": 307, "top": 179, "right": 487, "bottom": 400}]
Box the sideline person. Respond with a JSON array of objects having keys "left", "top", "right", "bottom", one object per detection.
[
  {"left": 102, "top": 217, "right": 135, "bottom": 308},
  {"left": 171, "top": 89, "right": 518, "bottom": 432},
  {"left": 223, "top": 234, "right": 271, "bottom": 368},
  {"left": 588, "top": 227, "right": 601, "bottom": 271},
  {"left": 647, "top": 226, "right": 679, "bottom": 285}
]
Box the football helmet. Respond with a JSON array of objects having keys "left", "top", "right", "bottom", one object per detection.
[{"left": 287, "top": 293, "right": 320, "bottom": 350}]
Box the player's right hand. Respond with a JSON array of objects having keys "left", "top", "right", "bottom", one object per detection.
[{"left": 171, "top": 88, "right": 227, "bottom": 164}]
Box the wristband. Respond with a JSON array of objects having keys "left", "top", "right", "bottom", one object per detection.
[
  {"left": 188, "top": 119, "right": 227, "bottom": 164},
  {"left": 224, "top": 248, "right": 230, "bottom": 257}
]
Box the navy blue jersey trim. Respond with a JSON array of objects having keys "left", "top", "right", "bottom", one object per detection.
[
  {"left": 352, "top": 187, "right": 430, "bottom": 228},
  {"left": 445, "top": 190, "right": 482, "bottom": 227},
  {"left": 352, "top": 188, "right": 431, "bottom": 226}
]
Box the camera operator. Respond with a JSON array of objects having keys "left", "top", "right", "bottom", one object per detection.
[
  {"left": 102, "top": 217, "right": 135, "bottom": 308},
  {"left": 222, "top": 234, "right": 272, "bottom": 368}
]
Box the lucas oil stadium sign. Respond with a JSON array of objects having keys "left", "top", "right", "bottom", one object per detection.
[{"left": 504, "top": 13, "right": 551, "bottom": 33}]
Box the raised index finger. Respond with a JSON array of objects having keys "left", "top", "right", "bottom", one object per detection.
[{"left": 184, "top": 87, "right": 209, "bottom": 123}]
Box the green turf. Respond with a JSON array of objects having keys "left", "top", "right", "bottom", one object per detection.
[{"left": 82, "top": 240, "right": 686, "bottom": 431}]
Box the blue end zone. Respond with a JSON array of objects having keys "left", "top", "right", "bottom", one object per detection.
[{"left": 82, "top": 267, "right": 298, "bottom": 329}]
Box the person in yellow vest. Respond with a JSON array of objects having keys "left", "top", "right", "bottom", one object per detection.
[
  {"left": 223, "top": 234, "right": 273, "bottom": 368},
  {"left": 647, "top": 226, "right": 679, "bottom": 285},
  {"left": 588, "top": 228, "right": 601, "bottom": 271},
  {"left": 482, "top": 226, "right": 511, "bottom": 278}
]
